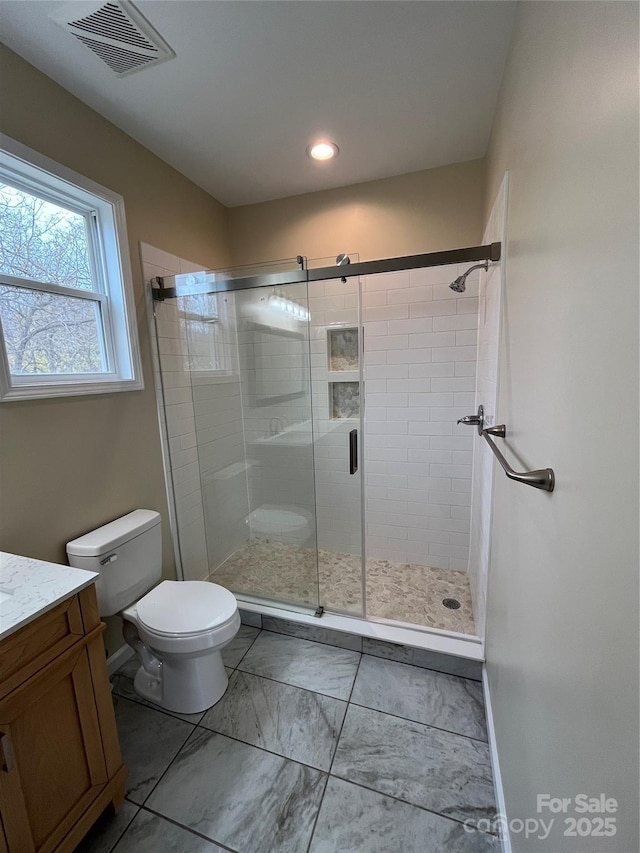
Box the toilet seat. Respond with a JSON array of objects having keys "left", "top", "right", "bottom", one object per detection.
[
  {"left": 249, "top": 505, "right": 312, "bottom": 542},
  {"left": 136, "top": 580, "right": 236, "bottom": 636},
  {"left": 122, "top": 580, "right": 240, "bottom": 655}
]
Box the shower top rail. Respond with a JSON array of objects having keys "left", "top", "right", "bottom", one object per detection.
[
  {"left": 151, "top": 242, "right": 501, "bottom": 299},
  {"left": 458, "top": 406, "right": 555, "bottom": 492}
]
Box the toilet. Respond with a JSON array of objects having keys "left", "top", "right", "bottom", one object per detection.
[
  {"left": 248, "top": 504, "right": 313, "bottom": 546},
  {"left": 66, "top": 509, "right": 240, "bottom": 714}
]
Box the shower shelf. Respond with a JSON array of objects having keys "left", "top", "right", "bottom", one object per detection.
[
  {"left": 325, "top": 327, "right": 360, "bottom": 419},
  {"left": 329, "top": 381, "right": 360, "bottom": 420},
  {"left": 327, "top": 327, "right": 359, "bottom": 372}
]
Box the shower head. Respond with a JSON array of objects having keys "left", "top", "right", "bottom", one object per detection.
[{"left": 449, "top": 261, "right": 489, "bottom": 293}]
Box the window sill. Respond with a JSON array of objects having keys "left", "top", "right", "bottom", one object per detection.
[{"left": 0, "top": 376, "right": 144, "bottom": 402}]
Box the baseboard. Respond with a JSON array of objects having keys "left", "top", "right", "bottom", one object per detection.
[
  {"left": 483, "top": 665, "right": 512, "bottom": 853},
  {"left": 107, "top": 643, "right": 134, "bottom": 675}
]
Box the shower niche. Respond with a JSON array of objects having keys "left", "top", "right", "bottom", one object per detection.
[
  {"left": 327, "top": 326, "right": 360, "bottom": 420},
  {"left": 328, "top": 327, "right": 358, "bottom": 371},
  {"left": 329, "top": 381, "right": 359, "bottom": 420}
]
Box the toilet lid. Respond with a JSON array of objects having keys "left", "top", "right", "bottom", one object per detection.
[{"left": 136, "top": 581, "right": 237, "bottom": 636}]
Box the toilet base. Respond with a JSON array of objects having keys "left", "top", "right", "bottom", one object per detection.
[{"left": 130, "top": 647, "right": 230, "bottom": 714}]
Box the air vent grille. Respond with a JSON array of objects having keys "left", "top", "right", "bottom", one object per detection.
[
  {"left": 73, "top": 34, "right": 157, "bottom": 74},
  {"left": 69, "top": 3, "right": 156, "bottom": 50},
  {"left": 51, "top": 1, "right": 174, "bottom": 76}
]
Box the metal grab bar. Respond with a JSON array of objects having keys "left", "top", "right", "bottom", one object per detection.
[
  {"left": 457, "top": 406, "right": 555, "bottom": 492},
  {"left": 482, "top": 425, "right": 555, "bottom": 492}
]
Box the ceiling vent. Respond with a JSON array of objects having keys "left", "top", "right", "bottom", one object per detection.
[{"left": 50, "top": 1, "right": 174, "bottom": 76}]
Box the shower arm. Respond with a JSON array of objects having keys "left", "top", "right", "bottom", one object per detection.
[
  {"left": 458, "top": 406, "right": 555, "bottom": 492},
  {"left": 462, "top": 262, "right": 489, "bottom": 278}
]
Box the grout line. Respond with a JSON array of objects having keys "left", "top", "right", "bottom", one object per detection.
[
  {"left": 228, "top": 626, "right": 262, "bottom": 670},
  {"left": 327, "top": 651, "right": 363, "bottom": 777},
  {"left": 201, "top": 667, "right": 349, "bottom": 710},
  {"left": 232, "top": 664, "right": 353, "bottom": 703},
  {"left": 195, "top": 722, "right": 331, "bottom": 774},
  {"left": 259, "top": 622, "right": 363, "bottom": 653},
  {"left": 104, "top": 802, "right": 140, "bottom": 853},
  {"left": 137, "top": 804, "right": 240, "bottom": 853},
  {"left": 136, "top": 721, "right": 200, "bottom": 809},
  {"left": 327, "top": 773, "right": 498, "bottom": 837},
  {"left": 304, "top": 773, "right": 330, "bottom": 853},
  {"left": 112, "top": 685, "right": 205, "bottom": 725},
  {"left": 362, "top": 650, "right": 482, "bottom": 681},
  {"left": 304, "top": 652, "right": 364, "bottom": 852},
  {"left": 347, "top": 698, "right": 489, "bottom": 744},
  {"left": 252, "top": 627, "right": 362, "bottom": 658}
]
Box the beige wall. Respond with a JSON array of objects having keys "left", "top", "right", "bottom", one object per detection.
[
  {"left": 228, "top": 159, "right": 485, "bottom": 265},
  {"left": 483, "top": 3, "right": 639, "bottom": 850},
  {"left": 0, "top": 45, "right": 231, "bottom": 654}
]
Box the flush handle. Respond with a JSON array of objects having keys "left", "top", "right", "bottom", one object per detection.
[{"left": 100, "top": 553, "right": 118, "bottom": 566}]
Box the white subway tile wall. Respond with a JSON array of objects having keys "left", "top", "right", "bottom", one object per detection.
[{"left": 362, "top": 265, "right": 479, "bottom": 570}]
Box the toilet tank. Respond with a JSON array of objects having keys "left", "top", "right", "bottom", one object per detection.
[{"left": 66, "top": 510, "right": 162, "bottom": 616}]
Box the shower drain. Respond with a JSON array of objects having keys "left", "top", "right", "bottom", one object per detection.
[{"left": 442, "top": 598, "right": 461, "bottom": 610}]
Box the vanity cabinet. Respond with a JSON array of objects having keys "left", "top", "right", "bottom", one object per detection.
[{"left": 0, "top": 586, "right": 126, "bottom": 853}]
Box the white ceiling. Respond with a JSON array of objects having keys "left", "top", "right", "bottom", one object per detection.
[{"left": 0, "top": 1, "right": 516, "bottom": 207}]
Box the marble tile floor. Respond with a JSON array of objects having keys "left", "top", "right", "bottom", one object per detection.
[
  {"left": 76, "top": 627, "right": 498, "bottom": 853},
  {"left": 211, "top": 540, "right": 476, "bottom": 635}
]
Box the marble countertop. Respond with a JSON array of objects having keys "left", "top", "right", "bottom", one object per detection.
[{"left": 0, "top": 551, "right": 98, "bottom": 642}]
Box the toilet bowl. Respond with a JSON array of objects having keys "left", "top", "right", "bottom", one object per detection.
[
  {"left": 67, "top": 510, "right": 240, "bottom": 715},
  {"left": 121, "top": 580, "right": 240, "bottom": 713},
  {"left": 248, "top": 504, "right": 313, "bottom": 546}
]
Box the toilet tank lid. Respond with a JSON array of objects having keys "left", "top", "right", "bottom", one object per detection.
[{"left": 66, "top": 510, "right": 161, "bottom": 557}]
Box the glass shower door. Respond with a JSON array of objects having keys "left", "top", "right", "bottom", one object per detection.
[
  {"left": 308, "top": 270, "right": 365, "bottom": 616},
  {"left": 177, "top": 264, "right": 320, "bottom": 612}
]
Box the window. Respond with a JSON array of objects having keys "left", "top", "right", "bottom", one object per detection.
[{"left": 0, "top": 135, "right": 143, "bottom": 400}]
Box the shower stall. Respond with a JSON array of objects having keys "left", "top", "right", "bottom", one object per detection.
[{"left": 146, "top": 241, "right": 501, "bottom": 659}]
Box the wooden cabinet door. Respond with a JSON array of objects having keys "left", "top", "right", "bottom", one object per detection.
[{"left": 0, "top": 643, "right": 108, "bottom": 853}]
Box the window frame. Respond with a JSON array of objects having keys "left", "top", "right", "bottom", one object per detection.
[{"left": 0, "top": 134, "right": 143, "bottom": 401}]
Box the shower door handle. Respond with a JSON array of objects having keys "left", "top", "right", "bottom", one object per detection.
[{"left": 349, "top": 429, "right": 358, "bottom": 475}]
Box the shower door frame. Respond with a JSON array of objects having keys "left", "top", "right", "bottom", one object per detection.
[
  {"left": 152, "top": 243, "right": 501, "bottom": 301},
  {"left": 151, "top": 241, "right": 501, "bottom": 641}
]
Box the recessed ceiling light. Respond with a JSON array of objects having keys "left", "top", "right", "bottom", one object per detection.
[{"left": 307, "top": 141, "right": 339, "bottom": 161}]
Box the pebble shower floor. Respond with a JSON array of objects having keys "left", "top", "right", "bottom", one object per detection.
[{"left": 211, "top": 539, "right": 476, "bottom": 635}]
